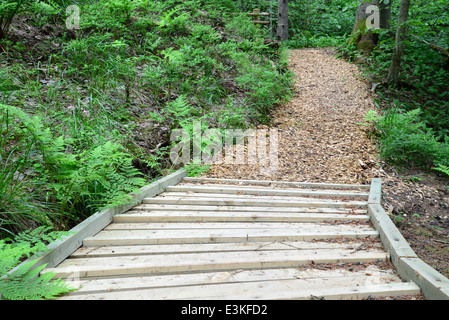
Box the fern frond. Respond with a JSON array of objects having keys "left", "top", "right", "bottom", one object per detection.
[{"left": 1, "top": 261, "right": 76, "bottom": 300}]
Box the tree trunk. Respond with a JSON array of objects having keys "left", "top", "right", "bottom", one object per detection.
[
  {"left": 350, "top": 0, "right": 379, "bottom": 61},
  {"left": 379, "top": 0, "right": 392, "bottom": 30},
  {"left": 387, "top": 0, "right": 411, "bottom": 85},
  {"left": 352, "top": 0, "right": 379, "bottom": 34},
  {"left": 276, "top": 0, "right": 288, "bottom": 41}
]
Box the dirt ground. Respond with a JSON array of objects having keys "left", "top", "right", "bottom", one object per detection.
[{"left": 205, "top": 48, "right": 449, "bottom": 279}]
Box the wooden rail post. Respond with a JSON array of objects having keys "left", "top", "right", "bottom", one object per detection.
[{"left": 247, "top": 8, "right": 270, "bottom": 26}]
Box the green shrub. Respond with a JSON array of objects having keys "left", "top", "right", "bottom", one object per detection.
[{"left": 363, "top": 108, "right": 449, "bottom": 169}]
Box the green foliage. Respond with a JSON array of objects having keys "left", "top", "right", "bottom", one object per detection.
[
  {"left": 0, "top": 260, "right": 74, "bottom": 300},
  {"left": 156, "top": 7, "right": 190, "bottom": 35},
  {"left": 0, "top": 104, "right": 51, "bottom": 236},
  {"left": 334, "top": 0, "right": 449, "bottom": 182},
  {"left": 234, "top": 45, "right": 292, "bottom": 123},
  {"left": 363, "top": 108, "right": 449, "bottom": 170},
  {"left": 0, "top": 226, "right": 75, "bottom": 300},
  {"left": 0, "top": 0, "right": 26, "bottom": 39},
  {"left": 182, "top": 163, "right": 210, "bottom": 177},
  {"left": 433, "top": 164, "right": 449, "bottom": 178},
  {"left": 289, "top": 33, "right": 348, "bottom": 49},
  {"left": 0, "top": 103, "right": 146, "bottom": 230},
  {"left": 108, "top": 0, "right": 140, "bottom": 25},
  {"left": 289, "top": 0, "right": 357, "bottom": 38}
]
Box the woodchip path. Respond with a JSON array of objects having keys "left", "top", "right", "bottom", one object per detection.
[{"left": 43, "top": 175, "right": 423, "bottom": 300}]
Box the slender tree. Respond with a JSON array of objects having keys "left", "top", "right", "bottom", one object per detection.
[
  {"left": 276, "top": 0, "right": 288, "bottom": 41},
  {"left": 387, "top": 0, "right": 411, "bottom": 85}
]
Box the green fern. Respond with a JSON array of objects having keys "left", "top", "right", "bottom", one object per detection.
[
  {"left": 432, "top": 163, "right": 449, "bottom": 178},
  {"left": 0, "top": 227, "right": 76, "bottom": 300},
  {"left": 0, "top": 103, "right": 146, "bottom": 223},
  {"left": 0, "top": 260, "right": 75, "bottom": 300}
]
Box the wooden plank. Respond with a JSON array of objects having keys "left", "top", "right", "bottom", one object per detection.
[
  {"left": 113, "top": 212, "right": 369, "bottom": 223},
  {"left": 62, "top": 267, "right": 400, "bottom": 296},
  {"left": 143, "top": 197, "right": 367, "bottom": 208},
  {"left": 104, "top": 221, "right": 370, "bottom": 231},
  {"left": 180, "top": 282, "right": 421, "bottom": 301},
  {"left": 82, "top": 227, "right": 378, "bottom": 246},
  {"left": 159, "top": 191, "right": 342, "bottom": 201},
  {"left": 252, "top": 20, "right": 270, "bottom": 24},
  {"left": 179, "top": 182, "right": 369, "bottom": 193},
  {"left": 368, "top": 178, "right": 382, "bottom": 204},
  {"left": 167, "top": 185, "right": 370, "bottom": 198},
  {"left": 132, "top": 204, "right": 367, "bottom": 214},
  {"left": 71, "top": 241, "right": 378, "bottom": 258},
  {"left": 43, "top": 248, "right": 388, "bottom": 278},
  {"left": 56, "top": 278, "right": 418, "bottom": 300},
  {"left": 368, "top": 204, "right": 417, "bottom": 268},
  {"left": 183, "top": 177, "right": 370, "bottom": 190},
  {"left": 398, "top": 257, "right": 449, "bottom": 300}
]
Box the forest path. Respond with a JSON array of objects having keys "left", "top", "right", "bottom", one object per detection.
[{"left": 207, "top": 48, "right": 381, "bottom": 184}]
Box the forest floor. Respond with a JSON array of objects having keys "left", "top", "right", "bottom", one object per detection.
[{"left": 205, "top": 48, "right": 449, "bottom": 279}]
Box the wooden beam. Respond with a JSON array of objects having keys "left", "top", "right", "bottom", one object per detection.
[
  {"left": 183, "top": 176, "right": 370, "bottom": 190},
  {"left": 368, "top": 178, "right": 382, "bottom": 204},
  {"left": 43, "top": 248, "right": 388, "bottom": 278},
  {"left": 167, "top": 185, "right": 370, "bottom": 199},
  {"left": 82, "top": 226, "right": 378, "bottom": 246},
  {"left": 142, "top": 197, "right": 368, "bottom": 208},
  {"left": 114, "top": 211, "right": 369, "bottom": 223}
]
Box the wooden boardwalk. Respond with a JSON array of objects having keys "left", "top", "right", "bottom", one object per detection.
[{"left": 40, "top": 175, "right": 426, "bottom": 300}]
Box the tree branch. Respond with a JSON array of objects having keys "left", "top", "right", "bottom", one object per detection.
[{"left": 411, "top": 34, "right": 449, "bottom": 57}]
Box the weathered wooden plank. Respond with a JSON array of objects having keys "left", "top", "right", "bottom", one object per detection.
[
  {"left": 368, "top": 204, "right": 417, "bottom": 268},
  {"left": 159, "top": 191, "right": 341, "bottom": 201},
  {"left": 82, "top": 224, "right": 378, "bottom": 246},
  {"left": 44, "top": 248, "right": 388, "bottom": 278},
  {"left": 180, "top": 282, "right": 421, "bottom": 301},
  {"left": 368, "top": 178, "right": 382, "bottom": 204},
  {"left": 398, "top": 257, "right": 449, "bottom": 300},
  {"left": 104, "top": 221, "right": 370, "bottom": 231},
  {"left": 132, "top": 204, "right": 367, "bottom": 214},
  {"left": 62, "top": 267, "right": 400, "bottom": 296},
  {"left": 143, "top": 197, "right": 367, "bottom": 208},
  {"left": 182, "top": 177, "right": 370, "bottom": 190},
  {"left": 167, "top": 185, "right": 370, "bottom": 199},
  {"left": 57, "top": 278, "right": 418, "bottom": 300},
  {"left": 178, "top": 182, "right": 368, "bottom": 193},
  {"left": 113, "top": 211, "right": 369, "bottom": 223},
  {"left": 71, "top": 241, "right": 378, "bottom": 258}
]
